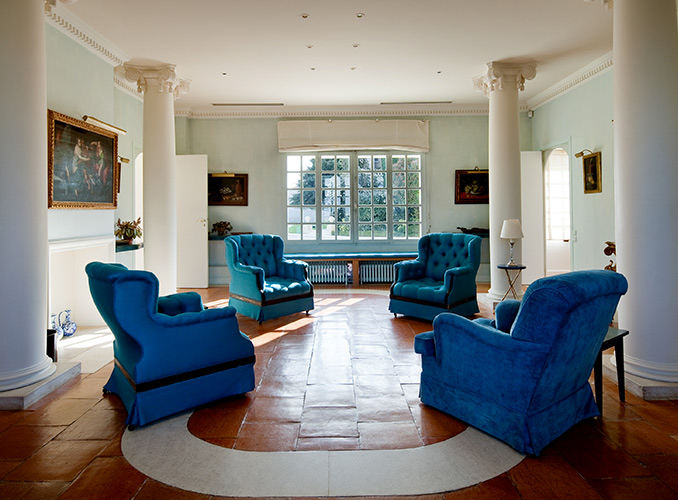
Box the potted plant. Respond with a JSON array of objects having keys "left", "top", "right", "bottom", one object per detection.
[{"left": 115, "top": 217, "right": 142, "bottom": 245}]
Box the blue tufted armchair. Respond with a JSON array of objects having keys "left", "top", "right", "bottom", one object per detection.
[
  {"left": 389, "top": 232, "right": 481, "bottom": 321},
  {"left": 225, "top": 234, "right": 314, "bottom": 323},
  {"left": 414, "top": 270, "right": 628, "bottom": 455},
  {"left": 85, "top": 262, "right": 256, "bottom": 428}
]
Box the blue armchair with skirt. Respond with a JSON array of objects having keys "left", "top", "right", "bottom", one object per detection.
[
  {"left": 85, "top": 262, "right": 256, "bottom": 428},
  {"left": 389, "top": 232, "right": 482, "bottom": 321},
  {"left": 414, "top": 270, "right": 628, "bottom": 455},
  {"left": 225, "top": 234, "right": 314, "bottom": 323}
]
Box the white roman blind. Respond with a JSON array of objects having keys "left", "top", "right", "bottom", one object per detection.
[{"left": 277, "top": 119, "right": 429, "bottom": 153}]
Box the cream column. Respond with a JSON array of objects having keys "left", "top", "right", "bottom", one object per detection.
[
  {"left": 474, "top": 62, "right": 536, "bottom": 301},
  {"left": 614, "top": 0, "right": 678, "bottom": 383},
  {"left": 0, "top": 0, "right": 55, "bottom": 391},
  {"left": 123, "top": 64, "right": 189, "bottom": 296}
]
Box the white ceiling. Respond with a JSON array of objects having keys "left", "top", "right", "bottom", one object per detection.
[{"left": 59, "top": 0, "right": 614, "bottom": 114}]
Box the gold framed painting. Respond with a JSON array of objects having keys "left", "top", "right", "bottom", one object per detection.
[
  {"left": 583, "top": 152, "right": 602, "bottom": 194},
  {"left": 455, "top": 168, "right": 489, "bottom": 204},
  {"left": 48, "top": 110, "right": 119, "bottom": 209},
  {"left": 208, "top": 173, "right": 248, "bottom": 206}
]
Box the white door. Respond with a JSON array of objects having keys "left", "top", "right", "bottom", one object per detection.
[
  {"left": 176, "top": 155, "right": 208, "bottom": 288},
  {"left": 520, "top": 151, "right": 545, "bottom": 284}
]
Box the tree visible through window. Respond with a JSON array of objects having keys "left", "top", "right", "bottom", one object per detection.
[{"left": 286, "top": 152, "right": 422, "bottom": 241}]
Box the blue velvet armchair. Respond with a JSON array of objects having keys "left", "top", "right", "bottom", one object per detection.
[
  {"left": 414, "top": 270, "right": 628, "bottom": 455},
  {"left": 389, "top": 232, "right": 481, "bottom": 321},
  {"left": 85, "top": 262, "right": 256, "bottom": 428},
  {"left": 225, "top": 234, "right": 314, "bottom": 323}
]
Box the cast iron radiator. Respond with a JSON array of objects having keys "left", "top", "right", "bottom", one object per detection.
[
  {"left": 359, "top": 260, "right": 397, "bottom": 284},
  {"left": 306, "top": 261, "right": 349, "bottom": 285}
]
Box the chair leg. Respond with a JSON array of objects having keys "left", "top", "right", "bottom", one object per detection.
[
  {"left": 615, "top": 340, "right": 626, "bottom": 402},
  {"left": 594, "top": 352, "right": 603, "bottom": 415}
]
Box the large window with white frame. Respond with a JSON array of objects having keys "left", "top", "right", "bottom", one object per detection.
[{"left": 286, "top": 152, "right": 423, "bottom": 242}]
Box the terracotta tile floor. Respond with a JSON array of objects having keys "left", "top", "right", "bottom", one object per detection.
[{"left": 2, "top": 285, "right": 678, "bottom": 499}]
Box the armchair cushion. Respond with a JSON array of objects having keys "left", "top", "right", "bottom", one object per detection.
[
  {"left": 85, "top": 261, "right": 256, "bottom": 428},
  {"left": 414, "top": 269, "right": 628, "bottom": 455},
  {"left": 389, "top": 233, "right": 481, "bottom": 321}
]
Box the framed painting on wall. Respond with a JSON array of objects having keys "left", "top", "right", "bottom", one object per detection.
[
  {"left": 48, "top": 110, "right": 119, "bottom": 209},
  {"left": 208, "top": 173, "right": 248, "bottom": 206},
  {"left": 455, "top": 168, "right": 489, "bottom": 204},
  {"left": 583, "top": 152, "right": 602, "bottom": 193}
]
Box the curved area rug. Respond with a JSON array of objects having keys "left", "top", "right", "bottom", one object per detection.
[{"left": 122, "top": 411, "right": 524, "bottom": 497}]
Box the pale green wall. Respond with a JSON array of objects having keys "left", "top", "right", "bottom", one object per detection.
[
  {"left": 531, "top": 70, "right": 615, "bottom": 271},
  {"left": 46, "top": 24, "right": 143, "bottom": 240}
]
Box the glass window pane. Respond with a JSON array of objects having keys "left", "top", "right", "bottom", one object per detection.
[
  {"left": 321, "top": 190, "right": 335, "bottom": 205},
  {"left": 373, "top": 171, "right": 386, "bottom": 188},
  {"left": 302, "top": 155, "right": 315, "bottom": 171},
  {"left": 336, "top": 156, "right": 350, "bottom": 171},
  {"left": 321, "top": 207, "right": 336, "bottom": 222},
  {"left": 287, "top": 207, "right": 301, "bottom": 223},
  {"left": 407, "top": 156, "right": 420, "bottom": 170},
  {"left": 393, "top": 224, "right": 406, "bottom": 239},
  {"left": 358, "top": 224, "right": 372, "bottom": 239},
  {"left": 288, "top": 224, "right": 301, "bottom": 240},
  {"left": 337, "top": 173, "right": 350, "bottom": 188},
  {"left": 303, "top": 190, "right": 316, "bottom": 205},
  {"left": 358, "top": 156, "right": 370, "bottom": 171},
  {"left": 303, "top": 207, "right": 316, "bottom": 223},
  {"left": 407, "top": 223, "right": 421, "bottom": 238},
  {"left": 287, "top": 172, "right": 301, "bottom": 189},
  {"left": 322, "top": 173, "right": 335, "bottom": 188},
  {"left": 374, "top": 224, "right": 387, "bottom": 239},
  {"left": 321, "top": 157, "right": 335, "bottom": 171},
  {"left": 358, "top": 172, "right": 371, "bottom": 188},
  {"left": 321, "top": 224, "right": 336, "bottom": 239},
  {"left": 337, "top": 206, "right": 350, "bottom": 222},
  {"left": 392, "top": 171, "right": 405, "bottom": 188},
  {"left": 302, "top": 224, "right": 317, "bottom": 240},
  {"left": 407, "top": 189, "right": 421, "bottom": 205},
  {"left": 373, "top": 207, "right": 387, "bottom": 222},
  {"left": 337, "top": 224, "right": 351, "bottom": 240},
  {"left": 359, "top": 207, "right": 372, "bottom": 222},
  {"left": 407, "top": 172, "right": 421, "bottom": 188},
  {"left": 337, "top": 190, "right": 350, "bottom": 205},
  {"left": 392, "top": 156, "right": 405, "bottom": 170},
  {"left": 358, "top": 190, "right": 372, "bottom": 205},
  {"left": 287, "top": 155, "right": 301, "bottom": 171},
  {"left": 288, "top": 190, "right": 301, "bottom": 205},
  {"left": 392, "top": 189, "right": 406, "bottom": 205},
  {"left": 393, "top": 206, "right": 406, "bottom": 222},
  {"left": 302, "top": 173, "right": 315, "bottom": 188},
  {"left": 373, "top": 156, "right": 387, "bottom": 171},
  {"left": 407, "top": 206, "right": 421, "bottom": 222},
  {"left": 373, "top": 190, "right": 387, "bottom": 205}
]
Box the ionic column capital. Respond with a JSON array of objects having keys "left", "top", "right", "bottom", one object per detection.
[
  {"left": 121, "top": 62, "right": 190, "bottom": 99},
  {"left": 473, "top": 61, "right": 537, "bottom": 98}
]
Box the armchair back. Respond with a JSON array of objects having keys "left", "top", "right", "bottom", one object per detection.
[
  {"left": 226, "top": 234, "right": 284, "bottom": 277},
  {"left": 419, "top": 233, "right": 481, "bottom": 280}
]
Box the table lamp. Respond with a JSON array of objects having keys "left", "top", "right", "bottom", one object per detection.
[{"left": 500, "top": 219, "right": 523, "bottom": 266}]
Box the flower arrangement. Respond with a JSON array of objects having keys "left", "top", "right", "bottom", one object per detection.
[
  {"left": 211, "top": 220, "right": 233, "bottom": 236},
  {"left": 115, "top": 217, "right": 142, "bottom": 243}
]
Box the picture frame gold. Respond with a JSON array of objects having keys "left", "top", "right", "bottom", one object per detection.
[
  {"left": 455, "top": 168, "right": 489, "bottom": 204},
  {"left": 48, "top": 110, "right": 119, "bottom": 209},
  {"left": 208, "top": 173, "right": 248, "bottom": 206},
  {"left": 583, "top": 152, "right": 602, "bottom": 194}
]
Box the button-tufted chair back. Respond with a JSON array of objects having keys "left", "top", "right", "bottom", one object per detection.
[
  {"left": 228, "top": 234, "right": 284, "bottom": 277},
  {"left": 420, "top": 233, "right": 480, "bottom": 281}
]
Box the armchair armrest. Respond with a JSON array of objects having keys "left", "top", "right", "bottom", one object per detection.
[
  {"left": 494, "top": 299, "right": 521, "bottom": 333},
  {"left": 229, "top": 261, "right": 265, "bottom": 295},
  {"left": 158, "top": 291, "right": 204, "bottom": 316},
  {"left": 393, "top": 259, "right": 425, "bottom": 281},
  {"left": 279, "top": 259, "right": 309, "bottom": 281},
  {"left": 442, "top": 265, "right": 476, "bottom": 304}
]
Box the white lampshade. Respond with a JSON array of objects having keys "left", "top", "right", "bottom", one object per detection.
[{"left": 500, "top": 219, "right": 524, "bottom": 240}]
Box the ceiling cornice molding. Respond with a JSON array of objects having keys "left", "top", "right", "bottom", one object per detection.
[
  {"left": 174, "top": 105, "right": 491, "bottom": 119},
  {"left": 527, "top": 52, "right": 613, "bottom": 110},
  {"left": 43, "top": 5, "right": 128, "bottom": 67}
]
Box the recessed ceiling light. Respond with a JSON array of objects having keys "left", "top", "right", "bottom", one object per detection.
[
  {"left": 437, "top": 71, "right": 442, "bottom": 74},
  {"left": 352, "top": 43, "right": 360, "bottom": 48},
  {"left": 221, "top": 72, "right": 227, "bottom": 76},
  {"left": 350, "top": 67, "right": 357, "bottom": 71},
  {"left": 306, "top": 44, "right": 314, "bottom": 49},
  {"left": 355, "top": 12, "right": 365, "bottom": 18},
  {"left": 300, "top": 13, "right": 309, "bottom": 19},
  {"left": 310, "top": 67, "right": 316, "bottom": 71}
]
